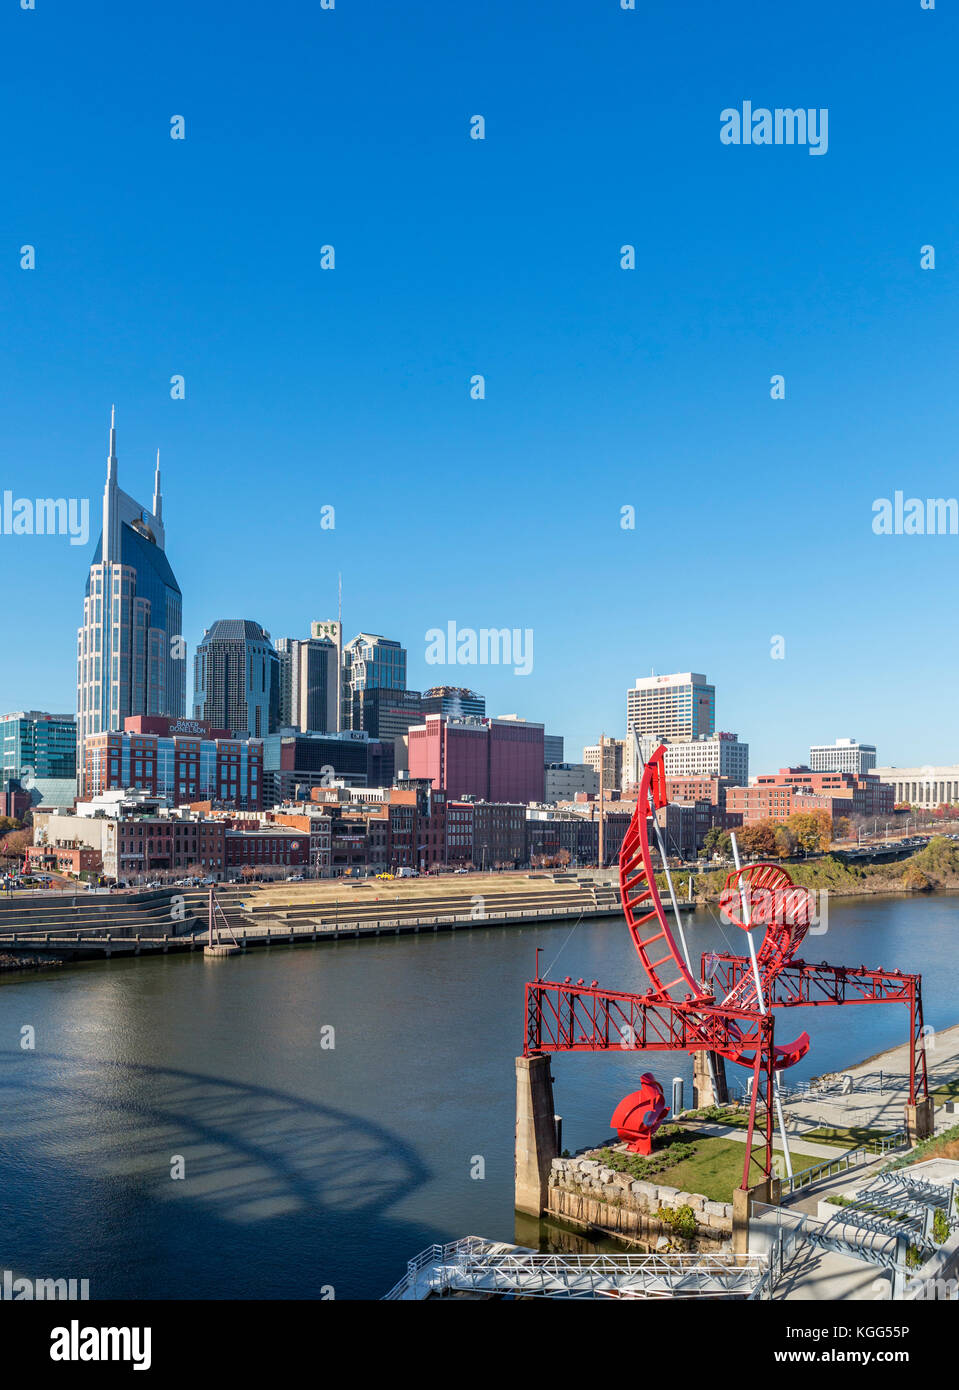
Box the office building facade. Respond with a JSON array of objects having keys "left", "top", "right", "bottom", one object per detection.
[
  {"left": 276, "top": 636, "right": 339, "bottom": 732},
  {"left": 626, "top": 672, "right": 715, "bottom": 741},
  {"left": 543, "top": 733, "right": 564, "bottom": 766},
  {"left": 194, "top": 619, "right": 280, "bottom": 739},
  {"left": 809, "top": 739, "right": 877, "bottom": 775},
  {"left": 260, "top": 729, "right": 395, "bottom": 803},
  {"left": 81, "top": 716, "right": 263, "bottom": 809},
  {"left": 341, "top": 633, "right": 407, "bottom": 731},
  {"left": 584, "top": 739, "right": 626, "bottom": 791},
  {"left": 545, "top": 763, "right": 599, "bottom": 802},
  {"left": 661, "top": 732, "right": 748, "bottom": 785},
  {"left": 1, "top": 711, "right": 77, "bottom": 807}
]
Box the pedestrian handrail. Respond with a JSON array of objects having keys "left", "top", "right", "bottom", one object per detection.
[
  {"left": 382, "top": 1240, "right": 767, "bottom": 1300},
  {"left": 781, "top": 1131, "right": 908, "bottom": 1198}
]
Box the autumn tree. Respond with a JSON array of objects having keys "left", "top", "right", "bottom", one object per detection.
[
  {"left": 0, "top": 829, "right": 32, "bottom": 861},
  {"left": 773, "top": 824, "right": 798, "bottom": 859},
  {"left": 738, "top": 820, "right": 778, "bottom": 858},
  {"left": 703, "top": 827, "right": 732, "bottom": 859},
  {"left": 786, "top": 810, "right": 832, "bottom": 853}
]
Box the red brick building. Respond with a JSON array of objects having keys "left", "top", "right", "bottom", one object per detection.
[
  {"left": 726, "top": 766, "right": 893, "bottom": 828},
  {"left": 666, "top": 775, "right": 730, "bottom": 808},
  {"left": 25, "top": 843, "right": 102, "bottom": 876},
  {"left": 82, "top": 716, "right": 262, "bottom": 810},
  {"left": 224, "top": 828, "right": 308, "bottom": 872},
  {"left": 752, "top": 768, "right": 893, "bottom": 819}
]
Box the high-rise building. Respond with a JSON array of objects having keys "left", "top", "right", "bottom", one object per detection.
[
  {"left": 77, "top": 410, "right": 185, "bottom": 794},
  {"left": 349, "top": 688, "right": 424, "bottom": 744},
  {"left": 260, "top": 729, "right": 394, "bottom": 803},
  {"left": 626, "top": 672, "right": 715, "bottom": 741},
  {"left": 661, "top": 733, "right": 748, "bottom": 785},
  {"left": 276, "top": 636, "right": 339, "bottom": 732},
  {"left": 809, "top": 739, "right": 877, "bottom": 775},
  {"left": 584, "top": 739, "right": 626, "bottom": 791},
  {"left": 310, "top": 620, "right": 343, "bottom": 728},
  {"left": 341, "top": 633, "right": 407, "bottom": 731},
  {"left": 0, "top": 711, "right": 76, "bottom": 807},
  {"left": 421, "top": 687, "right": 486, "bottom": 720},
  {"left": 194, "top": 620, "right": 279, "bottom": 739},
  {"left": 543, "top": 733, "right": 564, "bottom": 765}
]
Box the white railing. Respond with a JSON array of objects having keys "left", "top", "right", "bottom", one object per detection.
[{"left": 382, "top": 1240, "right": 767, "bottom": 1300}]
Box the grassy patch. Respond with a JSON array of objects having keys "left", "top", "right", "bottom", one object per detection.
[
  {"left": 884, "top": 1122, "right": 959, "bottom": 1170},
  {"left": 592, "top": 1127, "right": 768, "bottom": 1203},
  {"left": 660, "top": 1136, "right": 770, "bottom": 1204},
  {"left": 932, "top": 1078, "right": 959, "bottom": 1107}
]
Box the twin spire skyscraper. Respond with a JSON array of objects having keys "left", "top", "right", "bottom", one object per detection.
[{"left": 76, "top": 408, "right": 185, "bottom": 793}]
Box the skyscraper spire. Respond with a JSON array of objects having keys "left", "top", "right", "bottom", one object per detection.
[
  {"left": 103, "top": 405, "right": 120, "bottom": 565},
  {"left": 107, "top": 404, "right": 118, "bottom": 480},
  {"left": 153, "top": 448, "right": 162, "bottom": 522}
]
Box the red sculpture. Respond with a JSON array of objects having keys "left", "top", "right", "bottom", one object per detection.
[
  {"left": 524, "top": 744, "right": 930, "bottom": 1191},
  {"left": 611, "top": 1074, "right": 669, "bottom": 1154}
]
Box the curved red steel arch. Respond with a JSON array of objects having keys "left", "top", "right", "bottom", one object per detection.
[{"left": 619, "top": 746, "right": 810, "bottom": 1072}]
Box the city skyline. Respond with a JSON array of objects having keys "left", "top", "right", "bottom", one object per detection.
[{"left": 0, "top": 408, "right": 945, "bottom": 776}]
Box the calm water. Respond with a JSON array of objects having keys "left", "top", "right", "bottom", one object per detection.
[{"left": 1, "top": 894, "right": 957, "bottom": 1299}]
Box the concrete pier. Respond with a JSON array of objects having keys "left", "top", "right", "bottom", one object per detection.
[
  {"left": 514, "top": 1055, "right": 558, "bottom": 1217},
  {"left": 905, "top": 1096, "right": 935, "bottom": 1143}
]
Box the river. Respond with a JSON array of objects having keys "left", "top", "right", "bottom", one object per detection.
[{"left": 0, "top": 893, "right": 956, "bottom": 1299}]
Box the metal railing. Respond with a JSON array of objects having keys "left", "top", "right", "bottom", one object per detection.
[
  {"left": 383, "top": 1239, "right": 767, "bottom": 1300},
  {"left": 781, "top": 1132, "right": 908, "bottom": 1198}
]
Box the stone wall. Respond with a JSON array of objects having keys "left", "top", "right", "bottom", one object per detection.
[{"left": 547, "top": 1154, "right": 733, "bottom": 1249}]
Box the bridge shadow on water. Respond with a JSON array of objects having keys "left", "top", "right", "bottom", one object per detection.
[{"left": 0, "top": 1055, "right": 441, "bottom": 1299}]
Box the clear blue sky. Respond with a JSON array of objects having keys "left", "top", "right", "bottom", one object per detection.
[{"left": 2, "top": 0, "right": 957, "bottom": 773}]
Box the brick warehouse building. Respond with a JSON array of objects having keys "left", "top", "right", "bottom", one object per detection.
[
  {"left": 727, "top": 767, "right": 895, "bottom": 825},
  {"left": 82, "top": 716, "right": 262, "bottom": 809}
]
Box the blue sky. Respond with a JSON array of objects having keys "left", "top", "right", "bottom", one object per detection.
[{"left": 1, "top": 0, "right": 957, "bottom": 773}]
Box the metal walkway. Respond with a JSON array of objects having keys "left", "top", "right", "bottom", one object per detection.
[{"left": 383, "top": 1237, "right": 768, "bottom": 1300}]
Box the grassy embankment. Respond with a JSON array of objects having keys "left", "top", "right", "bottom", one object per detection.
[{"left": 665, "top": 835, "right": 959, "bottom": 904}]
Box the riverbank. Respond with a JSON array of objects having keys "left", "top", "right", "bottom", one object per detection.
[
  {"left": 674, "top": 837, "right": 959, "bottom": 905},
  {"left": 0, "top": 952, "right": 62, "bottom": 973}
]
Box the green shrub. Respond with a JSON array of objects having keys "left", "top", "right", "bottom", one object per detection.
[{"left": 660, "top": 1204, "right": 698, "bottom": 1240}]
